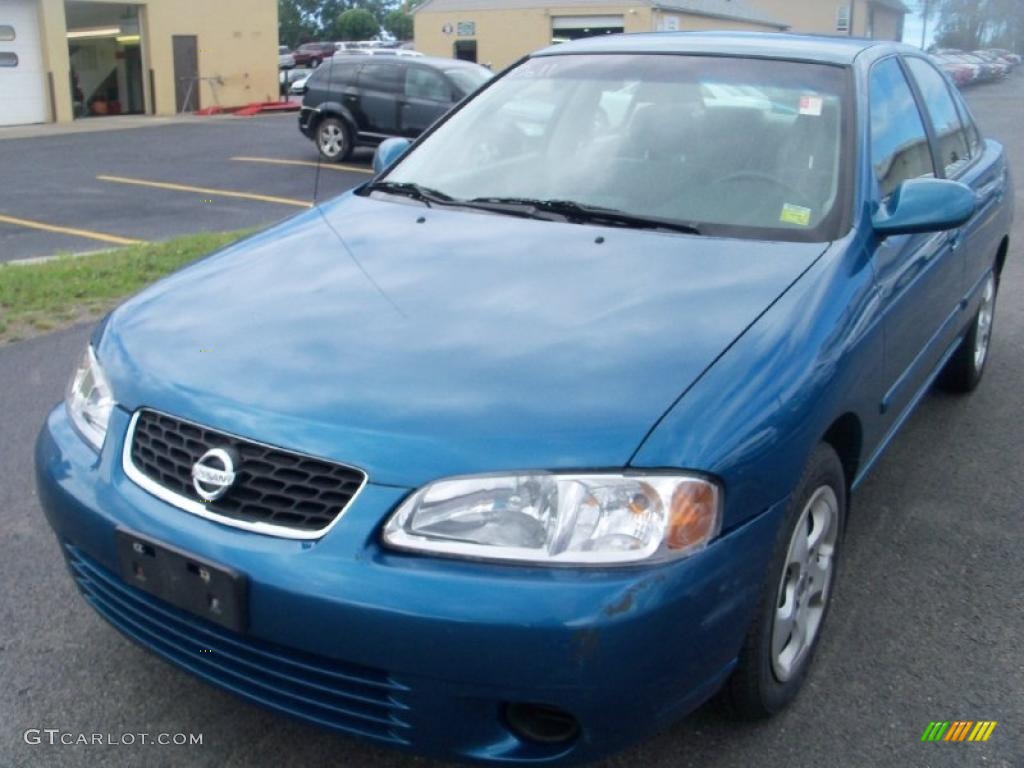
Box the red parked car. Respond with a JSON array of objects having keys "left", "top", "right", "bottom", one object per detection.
[{"left": 292, "top": 42, "right": 337, "bottom": 68}]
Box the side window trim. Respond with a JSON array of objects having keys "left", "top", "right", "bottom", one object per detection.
[{"left": 895, "top": 55, "right": 946, "bottom": 180}]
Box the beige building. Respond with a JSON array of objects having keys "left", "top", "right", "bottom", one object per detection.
[
  {"left": 0, "top": 0, "right": 279, "bottom": 126},
  {"left": 413, "top": 0, "right": 908, "bottom": 71},
  {"left": 747, "top": 0, "right": 907, "bottom": 40},
  {"left": 413, "top": 0, "right": 789, "bottom": 71}
]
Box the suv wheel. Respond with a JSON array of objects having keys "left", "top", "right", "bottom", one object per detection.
[
  {"left": 316, "top": 118, "right": 352, "bottom": 162},
  {"left": 724, "top": 443, "right": 846, "bottom": 718}
]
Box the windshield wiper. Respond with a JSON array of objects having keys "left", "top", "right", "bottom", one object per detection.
[
  {"left": 362, "top": 181, "right": 455, "bottom": 207},
  {"left": 464, "top": 197, "right": 702, "bottom": 235}
]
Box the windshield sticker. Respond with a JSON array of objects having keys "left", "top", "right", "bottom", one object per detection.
[
  {"left": 799, "top": 95, "right": 823, "bottom": 116},
  {"left": 780, "top": 203, "right": 812, "bottom": 226}
]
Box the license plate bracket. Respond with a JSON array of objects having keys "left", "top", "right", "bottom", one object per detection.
[{"left": 115, "top": 528, "right": 247, "bottom": 633}]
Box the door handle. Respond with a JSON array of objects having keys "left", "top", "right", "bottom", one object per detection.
[{"left": 947, "top": 231, "right": 962, "bottom": 251}]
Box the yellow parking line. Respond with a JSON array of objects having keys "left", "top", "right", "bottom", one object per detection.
[
  {"left": 0, "top": 213, "right": 145, "bottom": 246},
  {"left": 232, "top": 156, "right": 374, "bottom": 175},
  {"left": 96, "top": 175, "right": 313, "bottom": 209}
]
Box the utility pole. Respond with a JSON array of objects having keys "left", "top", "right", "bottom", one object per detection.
[{"left": 920, "top": 0, "right": 931, "bottom": 49}]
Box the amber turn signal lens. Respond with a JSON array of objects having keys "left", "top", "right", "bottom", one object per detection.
[{"left": 667, "top": 482, "right": 719, "bottom": 551}]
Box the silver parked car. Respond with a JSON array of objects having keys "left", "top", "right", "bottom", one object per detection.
[{"left": 279, "top": 45, "right": 296, "bottom": 70}]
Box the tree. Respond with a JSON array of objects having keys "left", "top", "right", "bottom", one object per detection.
[
  {"left": 384, "top": 9, "right": 413, "bottom": 40},
  {"left": 933, "top": 0, "right": 1024, "bottom": 52},
  {"left": 335, "top": 8, "right": 381, "bottom": 41},
  {"left": 278, "top": 0, "right": 321, "bottom": 47}
]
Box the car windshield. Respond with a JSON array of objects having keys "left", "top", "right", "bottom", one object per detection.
[
  {"left": 446, "top": 67, "right": 492, "bottom": 96},
  {"left": 383, "top": 54, "right": 850, "bottom": 241}
]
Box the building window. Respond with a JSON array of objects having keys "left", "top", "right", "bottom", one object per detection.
[
  {"left": 0, "top": 52, "right": 18, "bottom": 67},
  {"left": 551, "top": 15, "right": 625, "bottom": 44},
  {"left": 0, "top": 24, "right": 15, "bottom": 41},
  {"left": 836, "top": 5, "right": 851, "bottom": 32}
]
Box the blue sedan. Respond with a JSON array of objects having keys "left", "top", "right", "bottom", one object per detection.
[{"left": 37, "top": 32, "right": 1013, "bottom": 764}]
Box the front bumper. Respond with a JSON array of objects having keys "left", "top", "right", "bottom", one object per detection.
[{"left": 36, "top": 404, "right": 785, "bottom": 764}]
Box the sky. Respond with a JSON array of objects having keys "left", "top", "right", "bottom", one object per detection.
[{"left": 902, "top": 8, "right": 935, "bottom": 49}]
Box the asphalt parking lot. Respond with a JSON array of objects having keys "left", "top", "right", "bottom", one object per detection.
[
  {"left": 1, "top": 77, "right": 1022, "bottom": 768},
  {"left": 0, "top": 112, "right": 372, "bottom": 262}
]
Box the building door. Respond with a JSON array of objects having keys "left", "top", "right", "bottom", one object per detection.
[
  {"left": 453, "top": 40, "right": 477, "bottom": 63},
  {"left": 0, "top": 0, "right": 48, "bottom": 126},
  {"left": 124, "top": 45, "right": 144, "bottom": 114},
  {"left": 172, "top": 35, "right": 198, "bottom": 112}
]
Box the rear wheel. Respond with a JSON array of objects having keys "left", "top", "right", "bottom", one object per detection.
[
  {"left": 939, "top": 272, "right": 997, "bottom": 393},
  {"left": 316, "top": 117, "right": 353, "bottom": 162},
  {"left": 724, "top": 443, "right": 846, "bottom": 718}
]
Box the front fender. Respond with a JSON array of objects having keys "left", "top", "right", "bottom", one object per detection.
[{"left": 629, "top": 232, "right": 883, "bottom": 531}]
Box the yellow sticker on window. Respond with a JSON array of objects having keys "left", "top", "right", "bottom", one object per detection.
[{"left": 780, "top": 203, "right": 812, "bottom": 226}]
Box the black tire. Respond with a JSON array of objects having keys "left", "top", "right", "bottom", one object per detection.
[
  {"left": 723, "top": 443, "right": 847, "bottom": 718},
  {"left": 316, "top": 117, "right": 353, "bottom": 163},
  {"left": 310, "top": 57, "right": 321, "bottom": 68},
  {"left": 938, "top": 272, "right": 998, "bottom": 393}
]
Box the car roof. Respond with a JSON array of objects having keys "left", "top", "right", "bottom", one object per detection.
[
  {"left": 533, "top": 31, "right": 918, "bottom": 66},
  {"left": 329, "top": 53, "right": 484, "bottom": 69}
]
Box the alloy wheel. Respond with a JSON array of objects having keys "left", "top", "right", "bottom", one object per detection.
[
  {"left": 771, "top": 485, "right": 839, "bottom": 682},
  {"left": 974, "top": 275, "right": 996, "bottom": 371},
  {"left": 319, "top": 124, "right": 345, "bottom": 159}
]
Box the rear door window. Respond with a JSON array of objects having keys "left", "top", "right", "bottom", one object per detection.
[
  {"left": 405, "top": 67, "right": 451, "bottom": 102},
  {"left": 359, "top": 62, "right": 402, "bottom": 94},
  {"left": 948, "top": 83, "right": 984, "bottom": 158},
  {"left": 328, "top": 62, "right": 359, "bottom": 89},
  {"left": 904, "top": 57, "right": 971, "bottom": 177}
]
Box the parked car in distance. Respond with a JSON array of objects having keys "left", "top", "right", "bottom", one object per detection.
[
  {"left": 279, "top": 66, "right": 312, "bottom": 97},
  {"left": 931, "top": 53, "right": 974, "bottom": 86},
  {"left": 298, "top": 54, "right": 492, "bottom": 161},
  {"left": 987, "top": 48, "right": 1021, "bottom": 66},
  {"left": 972, "top": 50, "right": 1011, "bottom": 77},
  {"left": 292, "top": 42, "right": 339, "bottom": 68},
  {"left": 336, "top": 47, "right": 425, "bottom": 58},
  {"left": 278, "top": 45, "right": 295, "bottom": 70},
  {"left": 37, "top": 32, "right": 1013, "bottom": 766}
]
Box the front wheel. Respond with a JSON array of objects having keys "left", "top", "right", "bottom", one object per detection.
[
  {"left": 724, "top": 443, "right": 846, "bottom": 718},
  {"left": 938, "top": 272, "right": 997, "bottom": 393},
  {"left": 316, "top": 117, "right": 353, "bottom": 162}
]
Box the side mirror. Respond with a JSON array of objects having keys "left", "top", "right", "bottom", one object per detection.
[
  {"left": 872, "top": 178, "right": 976, "bottom": 236},
  {"left": 373, "top": 137, "right": 412, "bottom": 174}
]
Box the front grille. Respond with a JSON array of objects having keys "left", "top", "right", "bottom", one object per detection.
[
  {"left": 127, "top": 409, "right": 366, "bottom": 536},
  {"left": 65, "top": 544, "right": 412, "bottom": 744}
]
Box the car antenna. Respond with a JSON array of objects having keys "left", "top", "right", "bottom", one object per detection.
[{"left": 312, "top": 46, "right": 338, "bottom": 207}]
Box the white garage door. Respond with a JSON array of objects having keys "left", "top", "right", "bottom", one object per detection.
[{"left": 0, "top": 0, "right": 48, "bottom": 126}]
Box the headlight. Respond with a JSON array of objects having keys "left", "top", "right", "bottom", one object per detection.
[
  {"left": 65, "top": 345, "right": 115, "bottom": 451},
  {"left": 382, "top": 472, "right": 722, "bottom": 566}
]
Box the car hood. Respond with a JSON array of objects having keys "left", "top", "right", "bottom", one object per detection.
[{"left": 99, "top": 194, "right": 826, "bottom": 488}]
